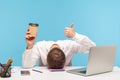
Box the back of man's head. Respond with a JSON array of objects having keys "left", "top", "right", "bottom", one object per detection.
[{"left": 47, "top": 48, "right": 66, "bottom": 69}]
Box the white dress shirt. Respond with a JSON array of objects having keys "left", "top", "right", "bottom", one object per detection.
[{"left": 22, "top": 32, "right": 96, "bottom": 68}]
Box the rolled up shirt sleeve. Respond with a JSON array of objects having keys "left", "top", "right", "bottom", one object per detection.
[
  {"left": 22, "top": 44, "right": 40, "bottom": 68},
  {"left": 72, "top": 32, "right": 96, "bottom": 53}
]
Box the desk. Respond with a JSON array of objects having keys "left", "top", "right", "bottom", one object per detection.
[{"left": 0, "top": 66, "right": 120, "bottom": 80}]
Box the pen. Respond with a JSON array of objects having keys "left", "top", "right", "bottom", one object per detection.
[
  {"left": 32, "top": 69, "right": 43, "bottom": 73},
  {"left": 0, "top": 63, "right": 4, "bottom": 68}
]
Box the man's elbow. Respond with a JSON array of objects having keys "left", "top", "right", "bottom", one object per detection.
[{"left": 91, "top": 42, "right": 96, "bottom": 47}]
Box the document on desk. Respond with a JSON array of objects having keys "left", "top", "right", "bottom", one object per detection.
[{"left": 32, "top": 67, "right": 65, "bottom": 73}]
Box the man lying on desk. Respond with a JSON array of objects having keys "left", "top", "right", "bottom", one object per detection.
[{"left": 22, "top": 23, "right": 96, "bottom": 69}]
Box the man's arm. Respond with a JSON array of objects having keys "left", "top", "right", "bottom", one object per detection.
[
  {"left": 72, "top": 32, "right": 96, "bottom": 53},
  {"left": 64, "top": 24, "right": 96, "bottom": 53},
  {"left": 22, "top": 24, "right": 39, "bottom": 68},
  {"left": 22, "top": 44, "right": 40, "bottom": 68}
]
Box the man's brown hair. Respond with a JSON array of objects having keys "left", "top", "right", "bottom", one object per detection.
[{"left": 47, "top": 48, "right": 66, "bottom": 69}]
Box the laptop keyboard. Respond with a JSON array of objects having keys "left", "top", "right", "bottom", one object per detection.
[{"left": 79, "top": 70, "right": 86, "bottom": 74}]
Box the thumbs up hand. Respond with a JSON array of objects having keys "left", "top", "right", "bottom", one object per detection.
[{"left": 64, "top": 24, "right": 75, "bottom": 38}]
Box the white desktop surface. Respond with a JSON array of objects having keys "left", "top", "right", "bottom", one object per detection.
[{"left": 0, "top": 66, "right": 120, "bottom": 80}]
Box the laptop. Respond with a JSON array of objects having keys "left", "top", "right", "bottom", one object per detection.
[{"left": 67, "top": 45, "right": 117, "bottom": 76}]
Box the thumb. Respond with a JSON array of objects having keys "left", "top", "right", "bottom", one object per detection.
[{"left": 70, "top": 24, "right": 74, "bottom": 30}]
